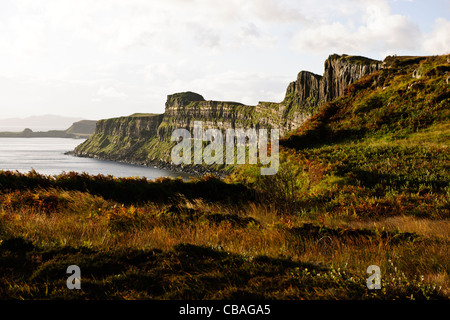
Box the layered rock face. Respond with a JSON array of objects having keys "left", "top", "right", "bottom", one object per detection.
[
  {"left": 93, "top": 114, "right": 164, "bottom": 139},
  {"left": 156, "top": 92, "right": 251, "bottom": 139},
  {"left": 282, "top": 54, "right": 381, "bottom": 124},
  {"left": 320, "top": 54, "right": 382, "bottom": 102},
  {"left": 74, "top": 54, "right": 382, "bottom": 172}
]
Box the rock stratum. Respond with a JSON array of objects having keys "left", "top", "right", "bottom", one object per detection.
[{"left": 73, "top": 54, "right": 382, "bottom": 174}]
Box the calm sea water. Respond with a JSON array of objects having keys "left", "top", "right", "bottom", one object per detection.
[{"left": 0, "top": 138, "right": 192, "bottom": 180}]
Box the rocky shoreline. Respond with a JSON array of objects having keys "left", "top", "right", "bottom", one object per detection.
[{"left": 66, "top": 151, "right": 229, "bottom": 179}]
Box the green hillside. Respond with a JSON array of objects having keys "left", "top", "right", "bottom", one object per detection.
[
  {"left": 281, "top": 55, "right": 449, "bottom": 148},
  {"left": 229, "top": 54, "right": 449, "bottom": 219}
]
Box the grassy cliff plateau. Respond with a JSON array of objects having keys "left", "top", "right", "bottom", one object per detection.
[{"left": 74, "top": 54, "right": 382, "bottom": 173}]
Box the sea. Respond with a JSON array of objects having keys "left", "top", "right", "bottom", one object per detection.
[{"left": 0, "top": 137, "right": 192, "bottom": 180}]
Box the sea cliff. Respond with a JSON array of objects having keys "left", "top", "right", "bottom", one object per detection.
[{"left": 74, "top": 54, "right": 382, "bottom": 174}]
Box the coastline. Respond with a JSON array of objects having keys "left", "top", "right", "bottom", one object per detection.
[
  {"left": 66, "top": 151, "right": 230, "bottom": 179},
  {"left": 0, "top": 131, "right": 88, "bottom": 139}
]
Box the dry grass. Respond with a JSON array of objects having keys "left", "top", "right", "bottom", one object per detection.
[
  {"left": 1, "top": 193, "right": 448, "bottom": 299},
  {"left": 348, "top": 215, "right": 450, "bottom": 240}
]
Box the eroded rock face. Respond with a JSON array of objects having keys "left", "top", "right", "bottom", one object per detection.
[
  {"left": 284, "top": 71, "right": 322, "bottom": 109},
  {"left": 278, "top": 55, "right": 381, "bottom": 134},
  {"left": 284, "top": 54, "right": 381, "bottom": 111}
]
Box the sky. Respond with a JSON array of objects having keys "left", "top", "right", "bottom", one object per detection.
[{"left": 0, "top": 0, "right": 448, "bottom": 120}]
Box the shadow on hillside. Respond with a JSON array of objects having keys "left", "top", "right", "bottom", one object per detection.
[
  {"left": 0, "top": 171, "right": 255, "bottom": 204},
  {"left": 280, "top": 127, "right": 367, "bottom": 151},
  {"left": 0, "top": 238, "right": 326, "bottom": 299},
  {"left": 338, "top": 168, "right": 449, "bottom": 191}
]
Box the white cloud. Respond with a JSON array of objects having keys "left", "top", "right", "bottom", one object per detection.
[
  {"left": 422, "top": 18, "right": 450, "bottom": 54},
  {"left": 290, "top": 0, "right": 422, "bottom": 56},
  {"left": 96, "top": 86, "right": 128, "bottom": 100},
  {"left": 0, "top": 12, "right": 46, "bottom": 58},
  {"left": 234, "top": 22, "right": 278, "bottom": 48},
  {"left": 186, "top": 22, "right": 221, "bottom": 49},
  {"left": 241, "top": 0, "right": 307, "bottom": 23}
]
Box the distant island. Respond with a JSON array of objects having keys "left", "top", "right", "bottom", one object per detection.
[
  {"left": 0, "top": 119, "right": 97, "bottom": 139},
  {"left": 0, "top": 114, "right": 87, "bottom": 130}
]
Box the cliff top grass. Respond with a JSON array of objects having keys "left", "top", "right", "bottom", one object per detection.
[
  {"left": 167, "top": 91, "right": 205, "bottom": 104},
  {"left": 328, "top": 53, "right": 382, "bottom": 65},
  {"left": 128, "top": 113, "right": 161, "bottom": 117},
  {"left": 96, "top": 113, "right": 163, "bottom": 123}
]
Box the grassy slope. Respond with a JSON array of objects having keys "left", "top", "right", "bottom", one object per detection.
[
  {"left": 230, "top": 54, "right": 449, "bottom": 219},
  {"left": 0, "top": 55, "right": 448, "bottom": 300}
]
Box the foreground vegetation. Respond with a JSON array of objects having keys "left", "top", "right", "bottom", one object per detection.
[
  {"left": 0, "top": 54, "right": 449, "bottom": 300},
  {"left": 0, "top": 167, "right": 447, "bottom": 300}
]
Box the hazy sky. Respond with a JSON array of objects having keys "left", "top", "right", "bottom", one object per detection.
[{"left": 0, "top": 0, "right": 448, "bottom": 120}]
